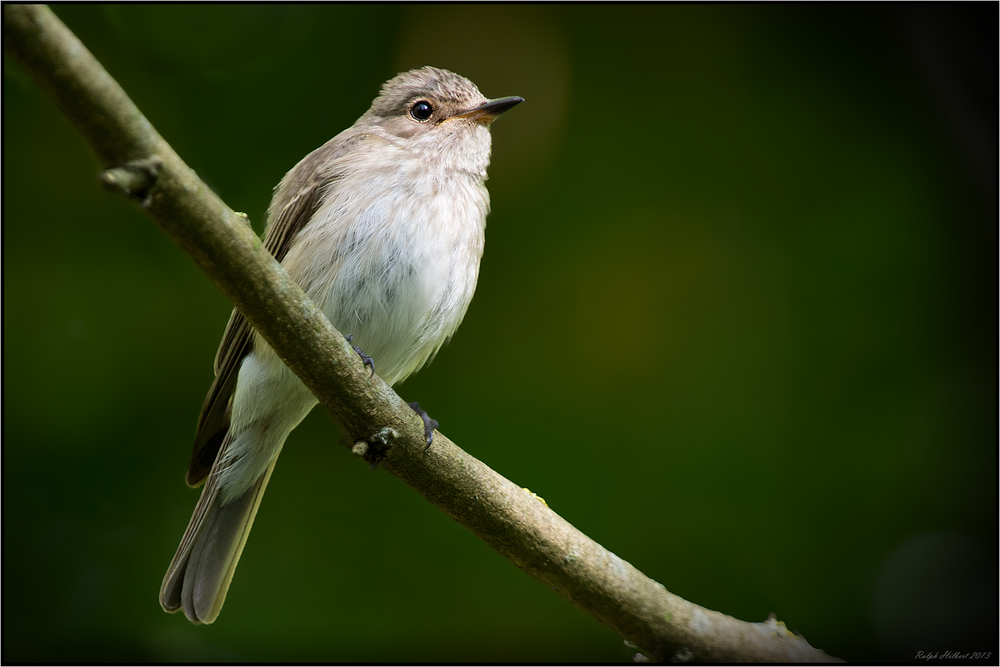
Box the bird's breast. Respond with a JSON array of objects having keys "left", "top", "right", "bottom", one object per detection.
[{"left": 280, "top": 160, "right": 489, "bottom": 385}]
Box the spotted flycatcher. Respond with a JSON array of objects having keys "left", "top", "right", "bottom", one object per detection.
[{"left": 160, "top": 66, "right": 522, "bottom": 624}]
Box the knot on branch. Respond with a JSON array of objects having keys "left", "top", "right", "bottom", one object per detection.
[
  {"left": 671, "top": 647, "right": 695, "bottom": 663},
  {"left": 100, "top": 156, "right": 162, "bottom": 202},
  {"left": 352, "top": 426, "right": 398, "bottom": 469}
]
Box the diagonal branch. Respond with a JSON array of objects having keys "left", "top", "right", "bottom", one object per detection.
[{"left": 3, "top": 4, "right": 839, "bottom": 662}]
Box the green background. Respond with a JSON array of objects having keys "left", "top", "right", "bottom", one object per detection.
[{"left": 4, "top": 4, "right": 996, "bottom": 663}]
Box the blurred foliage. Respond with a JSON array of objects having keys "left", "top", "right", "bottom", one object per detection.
[{"left": 3, "top": 4, "right": 996, "bottom": 663}]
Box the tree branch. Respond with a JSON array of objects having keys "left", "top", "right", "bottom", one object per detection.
[{"left": 4, "top": 5, "right": 839, "bottom": 662}]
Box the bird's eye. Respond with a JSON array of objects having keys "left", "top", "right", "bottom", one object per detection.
[{"left": 410, "top": 100, "right": 433, "bottom": 121}]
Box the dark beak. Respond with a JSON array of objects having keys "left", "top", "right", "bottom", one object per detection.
[{"left": 452, "top": 96, "right": 524, "bottom": 123}]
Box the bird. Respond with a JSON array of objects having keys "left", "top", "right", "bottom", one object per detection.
[{"left": 159, "top": 66, "right": 522, "bottom": 624}]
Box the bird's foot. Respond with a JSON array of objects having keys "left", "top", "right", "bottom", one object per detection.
[
  {"left": 344, "top": 334, "right": 374, "bottom": 378},
  {"left": 407, "top": 401, "right": 439, "bottom": 449}
]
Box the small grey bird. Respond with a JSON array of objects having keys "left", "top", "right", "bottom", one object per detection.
[{"left": 160, "top": 66, "right": 521, "bottom": 624}]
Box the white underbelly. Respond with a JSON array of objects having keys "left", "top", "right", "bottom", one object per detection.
[{"left": 281, "top": 168, "right": 488, "bottom": 386}]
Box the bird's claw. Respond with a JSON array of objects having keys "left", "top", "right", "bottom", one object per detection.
[
  {"left": 408, "top": 401, "right": 439, "bottom": 449},
  {"left": 344, "top": 334, "right": 375, "bottom": 378}
]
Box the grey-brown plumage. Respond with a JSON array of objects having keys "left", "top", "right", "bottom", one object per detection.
[{"left": 160, "top": 67, "right": 521, "bottom": 624}]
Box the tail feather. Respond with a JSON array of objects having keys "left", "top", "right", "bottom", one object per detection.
[{"left": 160, "top": 458, "right": 278, "bottom": 624}]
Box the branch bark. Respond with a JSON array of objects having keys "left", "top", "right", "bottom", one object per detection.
[{"left": 4, "top": 5, "right": 840, "bottom": 662}]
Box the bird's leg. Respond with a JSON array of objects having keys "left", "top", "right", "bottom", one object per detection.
[
  {"left": 342, "top": 335, "right": 436, "bottom": 448},
  {"left": 344, "top": 334, "right": 375, "bottom": 378},
  {"left": 407, "top": 401, "right": 439, "bottom": 449}
]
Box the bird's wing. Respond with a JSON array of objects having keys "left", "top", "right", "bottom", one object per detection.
[{"left": 184, "top": 134, "right": 365, "bottom": 486}]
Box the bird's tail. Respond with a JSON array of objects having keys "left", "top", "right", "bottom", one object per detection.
[{"left": 159, "top": 457, "right": 278, "bottom": 624}]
